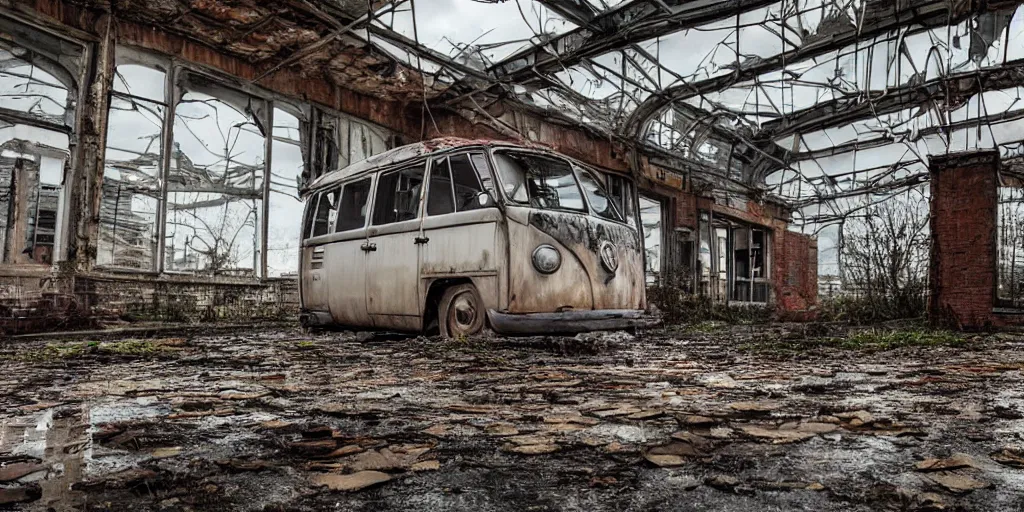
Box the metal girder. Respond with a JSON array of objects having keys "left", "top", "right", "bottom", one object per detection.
[
  {"left": 761, "top": 58, "right": 1024, "bottom": 142},
  {"left": 489, "top": 0, "right": 779, "bottom": 79},
  {"left": 620, "top": 0, "right": 978, "bottom": 138},
  {"left": 780, "top": 106, "right": 1024, "bottom": 164},
  {"left": 534, "top": 0, "right": 598, "bottom": 26}
]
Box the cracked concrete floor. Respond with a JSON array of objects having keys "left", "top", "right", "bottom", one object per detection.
[{"left": 1, "top": 325, "right": 1024, "bottom": 511}]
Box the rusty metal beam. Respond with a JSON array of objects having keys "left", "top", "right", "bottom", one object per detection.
[
  {"left": 781, "top": 107, "right": 1024, "bottom": 164},
  {"left": 489, "top": 0, "right": 779, "bottom": 79},
  {"left": 621, "top": 0, "right": 984, "bottom": 138},
  {"left": 761, "top": 58, "right": 1024, "bottom": 141}
]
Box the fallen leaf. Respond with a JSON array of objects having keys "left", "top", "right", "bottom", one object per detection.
[
  {"left": 484, "top": 423, "right": 519, "bottom": 436},
  {"left": 923, "top": 471, "right": 990, "bottom": 494},
  {"left": 150, "top": 447, "right": 182, "bottom": 459},
  {"left": 738, "top": 425, "right": 816, "bottom": 444},
  {"left": 990, "top": 447, "right": 1024, "bottom": 468},
  {"left": 410, "top": 460, "right": 440, "bottom": 471},
  {"left": 729, "top": 401, "right": 780, "bottom": 414},
  {"left": 312, "top": 471, "right": 391, "bottom": 492},
  {"left": 916, "top": 453, "right": 979, "bottom": 472},
  {"left": 502, "top": 443, "right": 560, "bottom": 455}
]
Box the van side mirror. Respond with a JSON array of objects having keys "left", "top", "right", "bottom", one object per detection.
[{"left": 477, "top": 191, "right": 496, "bottom": 208}]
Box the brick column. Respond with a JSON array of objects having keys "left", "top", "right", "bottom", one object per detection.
[
  {"left": 773, "top": 229, "right": 818, "bottom": 320},
  {"left": 928, "top": 150, "right": 1000, "bottom": 329}
]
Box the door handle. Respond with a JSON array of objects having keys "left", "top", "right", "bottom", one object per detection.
[
  {"left": 360, "top": 242, "right": 377, "bottom": 252},
  {"left": 414, "top": 237, "right": 430, "bottom": 245}
]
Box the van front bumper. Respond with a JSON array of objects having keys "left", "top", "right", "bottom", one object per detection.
[{"left": 486, "top": 309, "right": 659, "bottom": 335}]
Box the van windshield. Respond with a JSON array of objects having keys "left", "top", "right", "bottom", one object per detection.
[
  {"left": 493, "top": 151, "right": 624, "bottom": 223},
  {"left": 493, "top": 151, "right": 585, "bottom": 212}
]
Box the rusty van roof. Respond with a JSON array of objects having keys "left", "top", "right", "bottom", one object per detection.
[{"left": 306, "top": 137, "right": 541, "bottom": 192}]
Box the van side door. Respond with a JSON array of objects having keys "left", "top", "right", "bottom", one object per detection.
[
  {"left": 301, "top": 188, "right": 339, "bottom": 314},
  {"left": 325, "top": 176, "right": 374, "bottom": 327},
  {"left": 365, "top": 163, "right": 426, "bottom": 330},
  {"left": 420, "top": 152, "right": 505, "bottom": 313}
]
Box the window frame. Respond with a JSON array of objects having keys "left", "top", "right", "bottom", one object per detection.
[
  {"left": 96, "top": 45, "right": 396, "bottom": 279},
  {"left": 370, "top": 163, "right": 427, "bottom": 227},
  {"left": 490, "top": 148, "right": 589, "bottom": 215},
  {"left": 0, "top": 12, "right": 90, "bottom": 268},
  {"left": 335, "top": 176, "right": 374, "bottom": 233}
]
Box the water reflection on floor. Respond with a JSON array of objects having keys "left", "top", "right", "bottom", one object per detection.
[{"left": 1, "top": 401, "right": 168, "bottom": 511}]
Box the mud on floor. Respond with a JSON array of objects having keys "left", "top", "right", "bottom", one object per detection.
[{"left": 1, "top": 325, "right": 1024, "bottom": 511}]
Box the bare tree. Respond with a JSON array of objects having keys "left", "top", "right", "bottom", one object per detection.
[{"left": 838, "top": 188, "right": 930, "bottom": 320}]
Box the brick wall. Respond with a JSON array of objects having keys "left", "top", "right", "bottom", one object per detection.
[
  {"left": 773, "top": 229, "right": 819, "bottom": 319},
  {"left": 928, "top": 150, "right": 1024, "bottom": 329},
  {"left": 0, "top": 271, "right": 298, "bottom": 335}
]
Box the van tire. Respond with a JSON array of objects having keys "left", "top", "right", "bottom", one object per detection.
[{"left": 438, "top": 284, "right": 485, "bottom": 338}]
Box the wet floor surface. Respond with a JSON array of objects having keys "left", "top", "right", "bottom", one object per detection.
[{"left": 1, "top": 325, "right": 1023, "bottom": 511}]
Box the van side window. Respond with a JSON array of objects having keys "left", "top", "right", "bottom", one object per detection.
[
  {"left": 469, "top": 152, "right": 495, "bottom": 196},
  {"left": 427, "top": 157, "right": 455, "bottom": 216},
  {"left": 578, "top": 168, "right": 623, "bottom": 222},
  {"left": 336, "top": 177, "right": 372, "bottom": 232},
  {"left": 372, "top": 164, "right": 425, "bottom": 225},
  {"left": 310, "top": 188, "right": 339, "bottom": 237},
  {"left": 450, "top": 154, "right": 486, "bottom": 211}
]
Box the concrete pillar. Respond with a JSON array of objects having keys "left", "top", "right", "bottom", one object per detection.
[{"left": 928, "top": 150, "right": 1000, "bottom": 329}]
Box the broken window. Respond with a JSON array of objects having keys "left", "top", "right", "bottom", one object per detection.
[
  {"left": 998, "top": 184, "right": 1024, "bottom": 308},
  {"left": 494, "top": 152, "right": 584, "bottom": 211},
  {"left": 427, "top": 157, "right": 455, "bottom": 216},
  {"left": 310, "top": 108, "right": 390, "bottom": 182},
  {"left": 468, "top": 152, "right": 495, "bottom": 197},
  {"left": 605, "top": 174, "right": 637, "bottom": 228},
  {"left": 165, "top": 76, "right": 265, "bottom": 275},
  {"left": 267, "top": 106, "right": 308, "bottom": 277},
  {"left": 577, "top": 168, "right": 622, "bottom": 222},
  {"left": 309, "top": 188, "right": 339, "bottom": 238},
  {"left": 372, "top": 165, "right": 424, "bottom": 225},
  {"left": 731, "top": 227, "right": 771, "bottom": 303},
  {"left": 0, "top": 17, "right": 82, "bottom": 265},
  {"left": 449, "top": 154, "right": 486, "bottom": 212},
  {"left": 102, "top": 47, "right": 396, "bottom": 278},
  {"left": 336, "top": 178, "right": 372, "bottom": 232},
  {"left": 639, "top": 195, "right": 663, "bottom": 284},
  {"left": 98, "top": 62, "right": 166, "bottom": 270}
]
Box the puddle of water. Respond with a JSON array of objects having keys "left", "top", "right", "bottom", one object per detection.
[{"left": 0, "top": 400, "right": 169, "bottom": 511}]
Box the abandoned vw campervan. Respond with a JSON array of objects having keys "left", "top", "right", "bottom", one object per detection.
[{"left": 299, "top": 138, "right": 648, "bottom": 337}]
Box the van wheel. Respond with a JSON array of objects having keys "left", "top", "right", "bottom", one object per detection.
[{"left": 438, "top": 284, "right": 485, "bottom": 338}]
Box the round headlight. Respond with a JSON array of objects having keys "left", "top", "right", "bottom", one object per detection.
[{"left": 532, "top": 244, "right": 561, "bottom": 274}]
